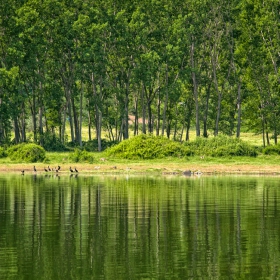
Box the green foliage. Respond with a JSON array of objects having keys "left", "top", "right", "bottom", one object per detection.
[
  {"left": 7, "top": 143, "right": 46, "bottom": 162},
  {"left": 106, "top": 134, "right": 192, "bottom": 159},
  {"left": 41, "top": 132, "right": 68, "bottom": 151},
  {"left": 0, "top": 147, "right": 7, "bottom": 158},
  {"left": 69, "top": 149, "right": 94, "bottom": 163},
  {"left": 1, "top": 0, "right": 279, "bottom": 146},
  {"left": 262, "top": 144, "right": 280, "bottom": 155},
  {"left": 83, "top": 139, "right": 119, "bottom": 152},
  {"left": 184, "top": 135, "right": 258, "bottom": 157}
]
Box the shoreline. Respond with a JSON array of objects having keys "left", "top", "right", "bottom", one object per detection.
[{"left": 1, "top": 162, "right": 280, "bottom": 176}]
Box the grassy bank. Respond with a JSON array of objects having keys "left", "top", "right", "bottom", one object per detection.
[
  {"left": 1, "top": 133, "right": 279, "bottom": 175},
  {"left": 0, "top": 152, "right": 280, "bottom": 175}
]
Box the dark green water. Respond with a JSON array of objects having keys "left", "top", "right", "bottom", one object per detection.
[{"left": 0, "top": 174, "right": 280, "bottom": 279}]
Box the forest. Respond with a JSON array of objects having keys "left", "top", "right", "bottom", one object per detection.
[{"left": 0, "top": 0, "right": 279, "bottom": 151}]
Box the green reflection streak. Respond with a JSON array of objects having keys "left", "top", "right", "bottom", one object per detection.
[{"left": 0, "top": 174, "right": 280, "bottom": 279}]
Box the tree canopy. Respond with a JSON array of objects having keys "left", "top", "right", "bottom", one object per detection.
[{"left": 0, "top": 0, "right": 279, "bottom": 149}]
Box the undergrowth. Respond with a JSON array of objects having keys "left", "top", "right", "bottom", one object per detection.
[
  {"left": 184, "top": 135, "right": 258, "bottom": 157},
  {"left": 105, "top": 134, "right": 192, "bottom": 159},
  {"left": 7, "top": 143, "right": 46, "bottom": 162},
  {"left": 262, "top": 144, "right": 280, "bottom": 155},
  {"left": 105, "top": 134, "right": 258, "bottom": 159},
  {"left": 69, "top": 149, "right": 94, "bottom": 163},
  {"left": 0, "top": 147, "right": 7, "bottom": 158}
]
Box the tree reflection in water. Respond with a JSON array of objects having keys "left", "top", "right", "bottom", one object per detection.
[{"left": 0, "top": 174, "right": 279, "bottom": 279}]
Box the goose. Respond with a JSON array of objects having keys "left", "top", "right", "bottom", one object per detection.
[
  {"left": 69, "top": 167, "right": 74, "bottom": 173},
  {"left": 74, "top": 167, "right": 78, "bottom": 173}
]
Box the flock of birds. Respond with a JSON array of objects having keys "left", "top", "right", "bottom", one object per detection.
[
  {"left": 21, "top": 166, "right": 201, "bottom": 176},
  {"left": 21, "top": 165, "right": 78, "bottom": 175}
]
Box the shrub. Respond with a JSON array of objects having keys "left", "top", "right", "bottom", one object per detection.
[
  {"left": 69, "top": 148, "right": 94, "bottom": 163},
  {"left": 105, "top": 134, "right": 192, "bottom": 159},
  {"left": 7, "top": 143, "right": 46, "bottom": 162},
  {"left": 184, "top": 135, "right": 257, "bottom": 157},
  {"left": 83, "top": 139, "right": 119, "bottom": 152},
  {"left": 0, "top": 147, "right": 7, "bottom": 158},
  {"left": 262, "top": 144, "right": 280, "bottom": 155},
  {"left": 41, "top": 132, "right": 68, "bottom": 151}
]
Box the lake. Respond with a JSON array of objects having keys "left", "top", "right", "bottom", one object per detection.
[{"left": 0, "top": 173, "right": 280, "bottom": 279}]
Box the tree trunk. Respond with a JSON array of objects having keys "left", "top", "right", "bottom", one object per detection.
[
  {"left": 21, "top": 102, "right": 26, "bottom": 142},
  {"left": 156, "top": 88, "right": 160, "bottom": 136},
  {"left": 134, "top": 94, "right": 139, "bottom": 136},
  {"left": 30, "top": 88, "right": 37, "bottom": 143},
  {"left": 79, "top": 82, "right": 84, "bottom": 147},
  {"left": 38, "top": 104, "right": 44, "bottom": 145},
  {"left": 107, "top": 123, "right": 114, "bottom": 141},
  {"left": 173, "top": 105, "right": 179, "bottom": 140},
  {"left": 166, "top": 119, "right": 171, "bottom": 139},
  {"left": 14, "top": 117, "right": 20, "bottom": 143},
  {"left": 123, "top": 71, "right": 130, "bottom": 140},
  {"left": 180, "top": 125, "right": 184, "bottom": 142},
  {"left": 97, "top": 111, "right": 102, "bottom": 151},
  {"left": 203, "top": 82, "right": 211, "bottom": 138},
  {"left": 141, "top": 83, "right": 146, "bottom": 134},
  {"left": 71, "top": 95, "right": 79, "bottom": 144},
  {"left": 66, "top": 91, "right": 75, "bottom": 143},
  {"left": 147, "top": 99, "right": 153, "bottom": 133},
  {"left": 91, "top": 72, "right": 102, "bottom": 151},
  {"left": 266, "top": 131, "right": 270, "bottom": 146},
  {"left": 87, "top": 99, "right": 92, "bottom": 141},
  {"left": 212, "top": 55, "right": 222, "bottom": 136},
  {"left": 61, "top": 105, "right": 67, "bottom": 143},
  {"left": 186, "top": 119, "right": 191, "bottom": 141},
  {"left": 162, "top": 64, "right": 168, "bottom": 136},
  {"left": 262, "top": 115, "right": 266, "bottom": 147},
  {"left": 191, "top": 41, "right": 200, "bottom": 137},
  {"left": 38, "top": 79, "right": 46, "bottom": 145},
  {"left": 236, "top": 82, "right": 242, "bottom": 138}
]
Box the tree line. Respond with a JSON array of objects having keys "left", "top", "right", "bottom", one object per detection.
[{"left": 0, "top": 0, "right": 279, "bottom": 150}]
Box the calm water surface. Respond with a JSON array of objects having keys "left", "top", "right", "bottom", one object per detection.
[{"left": 0, "top": 174, "right": 280, "bottom": 279}]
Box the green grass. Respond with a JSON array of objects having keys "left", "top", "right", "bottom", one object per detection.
[{"left": 1, "top": 129, "right": 277, "bottom": 174}]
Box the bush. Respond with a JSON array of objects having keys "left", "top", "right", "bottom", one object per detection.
[
  {"left": 262, "top": 144, "right": 280, "bottom": 155},
  {"left": 41, "top": 132, "right": 68, "bottom": 151},
  {"left": 83, "top": 139, "right": 119, "bottom": 152},
  {"left": 7, "top": 143, "right": 46, "bottom": 162},
  {"left": 69, "top": 149, "right": 94, "bottom": 163},
  {"left": 0, "top": 147, "right": 7, "bottom": 158},
  {"left": 184, "top": 135, "right": 258, "bottom": 157},
  {"left": 105, "top": 134, "right": 192, "bottom": 159}
]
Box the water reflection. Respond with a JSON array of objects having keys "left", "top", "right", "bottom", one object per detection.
[{"left": 0, "top": 174, "right": 280, "bottom": 279}]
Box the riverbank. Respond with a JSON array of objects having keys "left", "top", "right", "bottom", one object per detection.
[{"left": 1, "top": 157, "right": 280, "bottom": 175}]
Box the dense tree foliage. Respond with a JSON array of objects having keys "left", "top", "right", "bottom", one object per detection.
[{"left": 0, "top": 0, "right": 279, "bottom": 149}]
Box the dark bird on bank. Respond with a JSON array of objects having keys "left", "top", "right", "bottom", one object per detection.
[
  {"left": 182, "top": 170, "right": 192, "bottom": 176},
  {"left": 74, "top": 167, "right": 78, "bottom": 173},
  {"left": 55, "top": 167, "right": 59, "bottom": 173},
  {"left": 58, "top": 165, "right": 61, "bottom": 171},
  {"left": 33, "top": 166, "right": 37, "bottom": 172},
  {"left": 48, "top": 166, "right": 51, "bottom": 171},
  {"left": 70, "top": 167, "right": 74, "bottom": 173},
  {"left": 21, "top": 170, "right": 25, "bottom": 175},
  {"left": 44, "top": 167, "right": 48, "bottom": 172}
]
